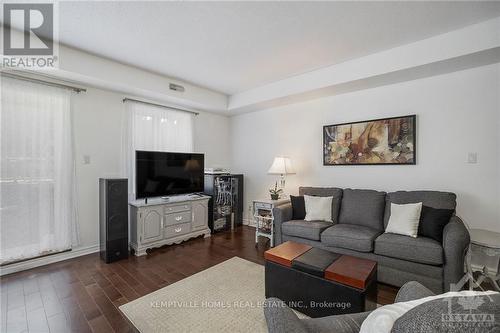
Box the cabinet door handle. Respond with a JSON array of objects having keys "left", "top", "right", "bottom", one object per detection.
[
  {"left": 161, "top": 217, "right": 164, "bottom": 229},
  {"left": 175, "top": 227, "right": 182, "bottom": 233},
  {"left": 175, "top": 216, "right": 183, "bottom": 221}
]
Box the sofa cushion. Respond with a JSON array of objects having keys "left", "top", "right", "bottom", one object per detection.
[
  {"left": 374, "top": 233, "right": 443, "bottom": 265},
  {"left": 391, "top": 293, "right": 500, "bottom": 333},
  {"left": 321, "top": 224, "right": 381, "bottom": 252},
  {"left": 383, "top": 191, "right": 456, "bottom": 228},
  {"left": 299, "top": 187, "right": 343, "bottom": 223},
  {"left": 282, "top": 220, "right": 333, "bottom": 241},
  {"left": 338, "top": 189, "right": 386, "bottom": 230}
]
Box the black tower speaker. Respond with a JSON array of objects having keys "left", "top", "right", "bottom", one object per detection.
[{"left": 99, "top": 178, "right": 129, "bottom": 263}]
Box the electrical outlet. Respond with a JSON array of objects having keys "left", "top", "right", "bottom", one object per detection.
[
  {"left": 467, "top": 152, "right": 477, "bottom": 164},
  {"left": 83, "top": 155, "right": 91, "bottom": 164}
]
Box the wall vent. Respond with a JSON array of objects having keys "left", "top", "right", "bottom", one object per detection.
[{"left": 169, "top": 83, "right": 185, "bottom": 92}]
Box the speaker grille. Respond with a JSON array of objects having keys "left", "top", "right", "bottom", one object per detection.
[
  {"left": 106, "top": 180, "right": 128, "bottom": 241},
  {"left": 108, "top": 214, "right": 128, "bottom": 240},
  {"left": 100, "top": 178, "right": 128, "bottom": 263}
]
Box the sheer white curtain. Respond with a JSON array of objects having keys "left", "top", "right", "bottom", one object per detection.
[
  {"left": 121, "top": 100, "right": 194, "bottom": 200},
  {"left": 0, "top": 77, "right": 78, "bottom": 264}
]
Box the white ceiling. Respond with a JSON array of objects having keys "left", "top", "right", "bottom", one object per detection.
[{"left": 56, "top": 1, "right": 500, "bottom": 95}]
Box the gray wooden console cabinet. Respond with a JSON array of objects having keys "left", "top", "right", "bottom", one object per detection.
[{"left": 129, "top": 195, "right": 211, "bottom": 256}]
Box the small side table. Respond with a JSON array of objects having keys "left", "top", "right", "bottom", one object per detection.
[
  {"left": 468, "top": 228, "right": 500, "bottom": 290},
  {"left": 253, "top": 198, "right": 290, "bottom": 248}
]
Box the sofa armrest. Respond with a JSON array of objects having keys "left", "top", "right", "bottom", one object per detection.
[
  {"left": 443, "top": 215, "right": 470, "bottom": 291},
  {"left": 273, "top": 203, "right": 293, "bottom": 245},
  {"left": 302, "top": 311, "right": 370, "bottom": 333},
  {"left": 395, "top": 281, "right": 435, "bottom": 302},
  {"left": 264, "top": 298, "right": 307, "bottom": 333},
  {"left": 264, "top": 298, "right": 370, "bottom": 333}
]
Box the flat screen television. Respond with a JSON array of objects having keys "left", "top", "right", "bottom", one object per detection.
[{"left": 135, "top": 151, "right": 204, "bottom": 199}]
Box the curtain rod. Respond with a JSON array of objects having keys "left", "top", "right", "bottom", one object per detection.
[
  {"left": 122, "top": 98, "right": 199, "bottom": 116},
  {"left": 0, "top": 71, "right": 87, "bottom": 93}
]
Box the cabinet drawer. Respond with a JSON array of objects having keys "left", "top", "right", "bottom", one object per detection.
[
  {"left": 255, "top": 202, "right": 272, "bottom": 210},
  {"left": 164, "top": 211, "right": 192, "bottom": 226},
  {"left": 164, "top": 204, "right": 190, "bottom": 214},
  {"left": 164, "top": 222, "right": 191, "bottom": 238}
]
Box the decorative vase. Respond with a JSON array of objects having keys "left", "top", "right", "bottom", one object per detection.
[{"left": 270, "top": 193, "right": 279, "bottom": 200}]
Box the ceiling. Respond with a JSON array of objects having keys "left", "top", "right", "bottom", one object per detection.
[{"left": 52, "top": 1, "right": 500, "bottom": 94}]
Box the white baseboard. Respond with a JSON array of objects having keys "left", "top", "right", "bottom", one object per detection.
[
  {"left": 243, "top": 218, "right": 257, "bottom": 227},
  {"left": 0, "top": 244, "right": 100, "bottom": 276}
]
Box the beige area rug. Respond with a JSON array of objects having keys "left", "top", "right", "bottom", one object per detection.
[{"left": 119, "top": 257, "right": 269, "bottom": 333}]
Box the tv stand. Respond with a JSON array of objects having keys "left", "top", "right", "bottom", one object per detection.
[{"left": 129, "top": 195, "right": 211, "bottom": 256}]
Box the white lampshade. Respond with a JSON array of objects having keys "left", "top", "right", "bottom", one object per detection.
[{"left": 268, "top": 157, "right": 296, "bottom": 175}]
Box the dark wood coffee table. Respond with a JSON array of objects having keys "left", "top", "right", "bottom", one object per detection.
[{"left": 264, "top": 241, "right": 377, "bottom": 318}]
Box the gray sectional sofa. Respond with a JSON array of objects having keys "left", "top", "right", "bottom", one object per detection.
[{"left": 273, "top": 187, "right": 470, "bottom": 293}]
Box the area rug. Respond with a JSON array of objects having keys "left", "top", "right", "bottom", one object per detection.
[{"left": 119, "top": 257, "right": 268, "bottom": 332}]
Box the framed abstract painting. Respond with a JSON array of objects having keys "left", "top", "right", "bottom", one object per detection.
[{"left": 323, "top": 115, "right": 416, "bottom": 165}]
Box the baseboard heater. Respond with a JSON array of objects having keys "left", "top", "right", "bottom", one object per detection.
[{"left": 0, "top": 248, "right": 72, "bottom": 267}]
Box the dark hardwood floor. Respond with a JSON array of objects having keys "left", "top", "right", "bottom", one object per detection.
[{"left": 0, "top": 226, "right": 398, "bottom": 333}]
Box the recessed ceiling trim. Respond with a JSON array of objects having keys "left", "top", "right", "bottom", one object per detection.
[{"left": 227, "top": 17, "right": 500, "bottom": 115}]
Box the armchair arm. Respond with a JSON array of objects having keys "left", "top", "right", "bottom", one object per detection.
[
  {"left": 272, "top": 203, "right": 293, "bottom": 245},
  {"left": 264, "top": 298, "right": 307, "bottom": 333},
  {"left": 264, "top": 298, "right": 370, "bottom": 333},
  {"left": 395, "top": 281, "right": 435, "bottom": 302},
  {"left": 442, "top": 215, "right": 470, "bottom": 292}
]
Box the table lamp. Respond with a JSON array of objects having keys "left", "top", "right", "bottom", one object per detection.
[{"left": 268, "top": 156, "right": 296, "bottom": 190}]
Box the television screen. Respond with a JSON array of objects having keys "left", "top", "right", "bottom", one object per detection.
[{"left": 135, "top": 151, "right": 204, "bottom": 199}]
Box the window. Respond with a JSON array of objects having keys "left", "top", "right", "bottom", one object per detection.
[
  {"left": 122, "top": 100, "right": 194, "bottom": 199},
  {"left": 0, "top": 77, "right": 77, "bottom": 264}
]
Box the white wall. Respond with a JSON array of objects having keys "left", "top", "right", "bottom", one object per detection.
[
  {"left": 72, "top": 88, "right": 123, "bottom": 249},
  {"left": 231, "top": 64, "right": 500, "bottom": 231},
  {"left": 193, "top": 111, "right": 231, "bottom": 168},
  {"left": 72, "top": 87, "right": 231, "bottom": 250}
]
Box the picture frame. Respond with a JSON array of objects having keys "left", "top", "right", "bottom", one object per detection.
[{"left": 323, "top": 115, "right": 416, "bottom": 166}]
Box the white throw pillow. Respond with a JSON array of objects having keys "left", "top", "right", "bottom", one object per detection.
[
  {"left": 385, "top": 202, "right": 423, "bottom": 237},
  {"left": 304, "top": 195, "right": 333, "bottom": 222}
]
